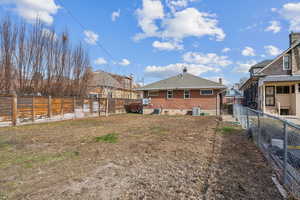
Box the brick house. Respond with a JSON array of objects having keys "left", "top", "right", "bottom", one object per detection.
[
  {"left": 88, "top": 70, "right": 141, "bottom": 99},
  {"left": 136, "top": 69, "right": 226, "bottom": 115},
  {"left": 240, "top": 33, "right": 300, "bottom": 117}
]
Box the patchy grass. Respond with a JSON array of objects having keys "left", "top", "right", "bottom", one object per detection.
[
  {"left": 0, "top": 192, "right": 8, "bottom": 200},
  {"left": 149, "top": 126, "right": 170, "bottom": 134},
  {"left": 0, "top": 115, "right": 281, "bottom": 200},
  {"left": 218, "top": 126, "right": 239, "bottom": 134},
  {"left": 0, "top": 151, "right": 79, "bottom": 169},
  {"left": 95, "top": 133, "right": 118, "bottom": 143}
]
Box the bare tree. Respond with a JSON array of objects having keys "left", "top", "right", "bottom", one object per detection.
[{"left": 0, "top": 17, "right": 91, "bottom": 97}]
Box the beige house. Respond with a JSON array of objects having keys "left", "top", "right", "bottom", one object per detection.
[
  {"left": 88, "top": 70, "right": 141, "bottom": 99},
  {"left": 241, "top": 33, "right": 300, "bottom": 117}
]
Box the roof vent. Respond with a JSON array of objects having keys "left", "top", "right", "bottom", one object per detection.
[{"left": 183, "top": 67, "right": 187, "bottom": 73}]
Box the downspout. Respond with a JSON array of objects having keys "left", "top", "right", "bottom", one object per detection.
[{"left": 216, "top": 88, "right": 226, "bottom": 116}]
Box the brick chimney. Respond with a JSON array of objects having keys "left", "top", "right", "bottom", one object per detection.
[
  {"left": 219, "top": 78, "right": 223, "bottom": 85},
  {"left": 289, "top": 32, "right": 300, "bottom": 46}
]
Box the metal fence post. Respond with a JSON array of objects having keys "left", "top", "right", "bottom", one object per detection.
[
  {"left": 283, "top": 122, "right": 288, "bottom": 185},
  {"left": 246, "top": 108, "right": 249, "bottom": 129},
  {"left": 257, "top": 112, "right": 261, "bottom": 147}
]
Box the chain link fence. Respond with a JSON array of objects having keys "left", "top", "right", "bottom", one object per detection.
[{"left": 233, "top": 104, "right": 300, "bottom": 198}]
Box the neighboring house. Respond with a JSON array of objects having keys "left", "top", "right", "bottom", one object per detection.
[
  {"left": 136, "top": 68, "right": 226, "bottom": 115},
  {"left": 88, "top": 70, "right": 141, "bottom": 99},
  {"left": 240, "top": 33, "right": 300, "bottom": 117},
  {"left": 224, "top": 87, "right": 243, "bottom": 105}
]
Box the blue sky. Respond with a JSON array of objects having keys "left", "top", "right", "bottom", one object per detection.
[{"left": 0, "top": 0, "right": 300, "bottom": 85}]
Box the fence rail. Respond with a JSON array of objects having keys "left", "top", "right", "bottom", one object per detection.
[
  {"left": 233, "top": 104, "right": 300, "bottom": 198},
  {"left": 0, "top": 95, "right": 140, "bottom": 127}
]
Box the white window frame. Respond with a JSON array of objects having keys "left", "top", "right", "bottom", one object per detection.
[
  {"left": 200, "top": 89, "right": 213, "bottom": 95},
  {"left": 283, "top": 55, "right": 290, "bottom": 70},
  {"left": 167, "top": 90, "right": 173, "bottom": 99},
  {"left": 184, "top": 89, "right": 191, "bottom": 99}
]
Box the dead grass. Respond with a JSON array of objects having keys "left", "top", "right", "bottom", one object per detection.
[{"left": 0, "top": 115, "right": 281, "bottom": 200}]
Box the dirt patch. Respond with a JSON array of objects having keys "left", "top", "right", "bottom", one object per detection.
[{"left": 0, "top": 115, "right": 281, "bottom": 199}]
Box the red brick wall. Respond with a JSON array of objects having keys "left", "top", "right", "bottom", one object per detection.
[{"left": 144, "top": 90, "right": 219, "bottom": 110}]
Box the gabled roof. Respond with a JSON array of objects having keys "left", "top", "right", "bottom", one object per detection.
[
  {"left": 136, "top": 73, "right": 226, "bottom": 91},
  {"left": 257, "top": 40, "right": 300, "bottom": 75},
  {"left": 249, "top": 60, "right": 272, "bottom": 72},
  {"left": 90, "top": 70, "right": 122, "bottom": 88}
]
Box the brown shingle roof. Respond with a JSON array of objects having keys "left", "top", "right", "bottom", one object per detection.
[{"left": 136, "top": 73, "right": 226, "bottom": 91}]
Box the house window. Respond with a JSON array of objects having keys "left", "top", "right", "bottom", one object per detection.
[
  {"left": 200, "top": 90, "right": 213, "bottom": 95},
  {"left": 184, "top": 90, "right": 190, "bottom": 99},
  {"left": 292, "top": 85, "right": 295, "bottom": 93},
  {"left": 167, "top": 90, "right": 173, "bottom": 99},
  {"left": 299, "top": 83, "right": 300, "bottom": 93},
  {"left": 265, "top": 86, "right": 275, "bottom": 106},
  {"left": 283, "top": 55, "right": 290, "bottom": 70},
  {"left": 149, "top": 91, "right": 159, "bottom": 97},
  {"left": 276, "top": 86, "right": 290, "bottom": 94},
  {"left": 144, "top": 91, "right": 149, "bottom": 98}
]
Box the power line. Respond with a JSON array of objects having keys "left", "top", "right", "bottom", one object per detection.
[{"left": 56, "top": 0, "right": 115, "bottom": 61}]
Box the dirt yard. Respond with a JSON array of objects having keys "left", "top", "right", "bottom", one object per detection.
[{"left": 0, "top": 115, "right": 281, "bottom": 200}]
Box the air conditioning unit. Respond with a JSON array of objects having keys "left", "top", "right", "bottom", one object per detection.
[
  {"left": 192, "top": 107, "right": 201, "bottom": 116},
  {"left": 142, "top": 98, "right": 150, "bottom": 105}
]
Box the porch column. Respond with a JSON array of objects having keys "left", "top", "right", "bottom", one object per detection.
[
  {"left": 262, "top": 85, "right": 266, "bottom": 113},
  {"left": 296, "top": 83, "right": 300, "bottom": 116}
]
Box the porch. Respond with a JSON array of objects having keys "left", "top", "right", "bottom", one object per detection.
[{"left": 259, "top": 80, "right": 300, "bottom": 117}]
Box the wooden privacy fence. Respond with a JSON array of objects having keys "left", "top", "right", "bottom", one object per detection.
[{"left": 0, "top": 95, "right": 140, "bottom": 126}]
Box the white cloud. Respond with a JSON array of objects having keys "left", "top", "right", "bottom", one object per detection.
[
  {"left": 83, "top": 30, "right": 99, "bottom": 45},
  {"left": 145, "top": 63, "right": 219, "bottom": 79},
  {"left": 265, "top": 21, "right": 281, "bottom": 33},
  {"left": 234, "top": 60, "right": 257, "bottom": 73},
  {"left": 134, "top": 3, "right": 225, "bottom": 42},
  {"left": 183, "top": 52, "right": 232, "bottom": 67},
  {"left": 271, "top": 8, "right": 277, "bottom": 12},
  {"left": 119, "top": 59, "right": 130, "bottom": 66},
  {"left": 112, "top": 10, "right": 120, "bottom": 21},
  {"left": 166, "top": 0, "right": 197, "bottom": 12},
  {"left": 0, "top": 0, "right": 60, "bottom": 25},
  {"left": 134, "top": 0, "right": 164, "bottom": 40},
  {"left": 162, "top": 8, "right": 225, "bottom": 41},
  {"left": 94, "top": 57, "right": 107, "bottom": 65},
  {"left": 280, "top": 2, "right": 300, "bottom": 31},
  {"left": 264, "top": 45, "right": 282, "bottom": 56},
  {"left": 222, "top": 48, "right": 231, "bottom": 53},
  {"left": 242, "top": 46, "right": 255, "bottom": 57},
  {"left": 152, "top": 40, "right": 183, "bottom": 51}
]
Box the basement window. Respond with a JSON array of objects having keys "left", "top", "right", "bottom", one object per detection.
[
  {"left": 280, "top": 109, "right": 289, "bottom": 116},
  {"left": 276, "top": 86, "right": 290, "bottom": 94},
  {"left": 167, "top": 90, "right": 173, "bottom": 99},
  {"left": 184, "top": 90, "right": 191, "bottom": 99},
  {"left": 200, "top": 90, "right": 213, "bottom": 95}
]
